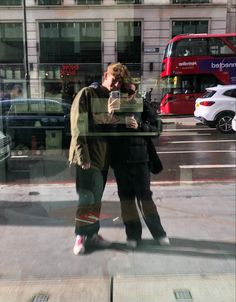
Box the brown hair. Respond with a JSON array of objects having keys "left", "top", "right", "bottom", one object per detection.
[{"left": 106, "top": 63, "right": 130, "bottom": 82}]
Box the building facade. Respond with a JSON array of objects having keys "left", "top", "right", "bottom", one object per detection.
[{"left": 0, "top": 0, "right": 235, "bottom": 101}]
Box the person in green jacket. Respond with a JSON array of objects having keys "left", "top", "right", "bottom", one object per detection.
[{"left": 69, "top": 63, "right": 129, "bottom": 255}]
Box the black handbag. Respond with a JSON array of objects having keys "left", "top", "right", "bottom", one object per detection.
[{"left": 147, "top": 138, "right": 163, "bottom": 174}]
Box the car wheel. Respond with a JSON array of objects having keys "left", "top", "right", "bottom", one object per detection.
[{"left": 216, "top": 112, "right": 234, "bottom": 134}]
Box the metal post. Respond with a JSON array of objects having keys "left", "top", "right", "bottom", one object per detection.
[{"left": 23, "top": 0, "right": 30, "bottom": 98}]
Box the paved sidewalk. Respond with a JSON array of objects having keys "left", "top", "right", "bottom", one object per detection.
[{"left": 0, "top": 182, "right": 235, "bottom": 301}]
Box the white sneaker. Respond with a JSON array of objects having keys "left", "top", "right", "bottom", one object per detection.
[
  {"left": 88, "top": 234, "right": 111, "bottom": 248},
  {"left": 73, "top": 235, "right": 86, "bottom": 255},
  {"left": 158, "top": 236, "right": 170, "bottom": 246},
  {"left": 127, "top": 240, "right": 138, "bottom": 248}
]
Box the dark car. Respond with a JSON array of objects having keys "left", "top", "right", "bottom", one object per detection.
[{"left": 0, "top": 98, "right": 71, "bottom": 154}]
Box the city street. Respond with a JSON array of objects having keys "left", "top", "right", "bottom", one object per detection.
[
  {"left": 0, "top": 116, "right": 235, "bottom": 301},
  {"left": 3, "top": 116, "right": 236, "bottom": 185},
  {"left": 1, "top": 1, "right": 235, "bottom": 300},
  {"left": 156, "top": 116, "right": 236, "bottom": 183}
]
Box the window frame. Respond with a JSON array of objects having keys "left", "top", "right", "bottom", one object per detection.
[
  {"left": 116, "top": 20, "right": 143, "bottom": 72},
  {"left": 75, "top": 0, "right": 102, "bottom": 4},
  {"left": 37, "top": 0, "right": 63, "bottom": 5},
  {"left": 38, "top": 21, "right": 102, "bottom": 64},
  {"left": 171, "top": 19, "right": 209, "bottom": 38},
  {"left": 0, "top": 22, "right": 24, "bottom": 63},
  {"left": 172, "top": 0, "right": 210, "bottom": 3},
  {"left": 0, "top": 0, "right": 21, "bottom": 5}
]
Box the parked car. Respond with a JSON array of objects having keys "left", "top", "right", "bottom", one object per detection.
[
  {"left": 0, "top": 130, "right": 11, "bottom": 162},
  {"left": 232, "top": 114, "right": 236, "bottom": 132},
  {"left": 0, "top": 98, "right": 71, "bottom": 152},
  {"left": 194, "top": 85, "right": 236, "bottom": 134}
]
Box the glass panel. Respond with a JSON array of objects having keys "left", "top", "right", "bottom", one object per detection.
[
  {"left": 117, "top": 0, "right": 142, "bottom": 3},
  {"left": 117, "top": 21, "right": 142, "bottom": 66},
  {"left": 39, "top": 22, "right": 102, "bottom": 63},
  {"left": 172, "top": 38, "right": 208, "bottom": 56},
  {"left": 0, "top": 23, "right": 24, "bottom": 63},
  {"left": 38, "top": 0, "right": 62, "bottom": 5},
  {"left": 0, "top": 0, "right": 21, "bottom": 4},
  {"left": 172, "top": 20, "right": 208, "bottom": 37},
  {"left": 76, "top": 0, "right": 101, "bottom": 4},
  {"left": 223, "top": 89, "right": 236, "bottom": 98},
  {"left": 161, "top": 74, "right": 220, "bottom": 94},
  {"left": 226, "top": 36, "right": 236, "bottom": 48},
  {"left": 172, "top": 0, "right": 209, "bottom": 3},
  {"left": 208, "top": 38, "right": 234, "bottom": 55},
  {"left": 197, "top": 74, "right": 220, "bottom": 91}
]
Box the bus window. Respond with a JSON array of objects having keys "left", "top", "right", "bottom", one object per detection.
[
  {"left": 208, "top": 38, "right": 234, "bottom": 55},
  {"left": 226, "top": 36, "right": 236, "bottom": 48},
  {"left": 163, "top": 43, "right": 172, "bottom": 58},
  {"left": 197, "top": 74, "right": 220, "bottom": 92},
  {"left": 173, "top": 38, "right": 207, "bottom": 57}
]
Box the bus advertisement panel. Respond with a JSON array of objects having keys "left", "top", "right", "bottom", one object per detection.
[{"left": 160, "top": 33, "right": 236, "bottom": 115}]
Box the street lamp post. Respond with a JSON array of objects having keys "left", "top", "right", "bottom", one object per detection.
[{"left": 23, "top": 0, "right": 30, "bottom": 98}]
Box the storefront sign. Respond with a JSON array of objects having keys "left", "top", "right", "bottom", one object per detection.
[{"left": 60, "top": 64, "right": 79, "bottom": 76}]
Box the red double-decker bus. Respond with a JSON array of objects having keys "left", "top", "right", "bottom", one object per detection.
[{"left": 160, "top": 33, "right": 236, "bottom": 115}]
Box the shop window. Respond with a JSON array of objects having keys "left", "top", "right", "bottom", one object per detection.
[
  {"left": 38, "top": 0, "right": 62, "bottom": 5},
  {"left": 116, "top": 0, "right": 142, "bottom": 4},
  {"left": 0, "top": 0, "right": 21, "bottom": 5},
  {"left": 76, "top": 0, "right": 102, "bottom": 4},
  {"left": 39, "top": 22, "right": 102, "bottom": 63},
  {"left": 172, "top": 0, "right": 209, "bottom": 3},
  {"left": 0, "top": 23, "right": 24, "bottom": 63},
  {"left": 117, "top": 21, "right": 142, "bottom": 71},
  {"left": 172, "top": 20, "right": 208, "bottom": 38}
]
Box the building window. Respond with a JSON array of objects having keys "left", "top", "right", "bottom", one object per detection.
[
  {"left": 76, "top": 0, "right": 102, "bottom": 4},
  {"left": 38, "top": 0, "right": 62, "bottom": 5},
  {"left": 0, "top": 0, "right": 21, "bottom": 5},
  {"left": 172, "top": 20, "right": 208, "bottom": 37},
  {"left": 172, "top": 0, "right": 209, "bottom": 3},
  {"left": 117, "top": 21, "right": 142, "bottom": 70},
  {"left": 0, "top": 23, "right": 24, "bottom": 63},
  {"left": 116, "top": 0, "right": 142, "bottom": 4},
  {"left": 39, "top": 22, "right": 102, "bottom": 63}
]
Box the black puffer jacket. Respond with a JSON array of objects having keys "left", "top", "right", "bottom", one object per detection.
[{"left": 109, "top": 101, "right": 161, "bottom": 167}]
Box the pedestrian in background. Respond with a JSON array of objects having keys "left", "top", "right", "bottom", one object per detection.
[
  {"left": 69, "top": 63, "right": 129, "bottom": 255},
  {"left": 108, "top": 81, "right": 170, "bottom": 248},
  {"left": 10, "top": 84, "right": 23, "bottom": 99}
]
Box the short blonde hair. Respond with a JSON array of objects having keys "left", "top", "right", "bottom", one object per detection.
[{"left": 106, "top": 63, "right": 130, "bottom": 82}]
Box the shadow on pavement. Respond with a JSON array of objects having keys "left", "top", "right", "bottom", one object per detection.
[
  {"left": 72, "top": 238, "right": 236, "bottom": 259},
  {"left": 1, "top": 200, "right": 235, "bottom": 260}
]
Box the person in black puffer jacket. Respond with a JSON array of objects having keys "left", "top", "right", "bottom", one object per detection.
[{"left": 108, "top": 82, "right": 170, "bottom": 248}]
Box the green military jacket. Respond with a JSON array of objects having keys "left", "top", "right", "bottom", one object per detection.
[{"left": 69, "top": 86, "right": 111, "bottom": 171}]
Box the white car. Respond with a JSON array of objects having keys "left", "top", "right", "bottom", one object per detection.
[
  {"left": 194, "top": 85, "right": 236, "bottom": 134},
  {"left": 232, "top": 114, "right": 236, "bottom": 132}
]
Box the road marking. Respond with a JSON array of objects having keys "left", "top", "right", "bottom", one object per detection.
[
  {"left": 179, "top": 164, "right": 236, "bottom": 182},
  {"left": 162, "top": 133, "right": 211, "bottom": 136},
  {"left": 158, "top": 150, "right": 236, "bottom": 154},
  {"left": 180, "top": 164, "right": 236, "bottom": 169},
  {"left": 163, "top": 128, "right": 215, "bottom": 132},
  {"left": 170, "top": 139, "right": 236, "bottom": 144}
]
